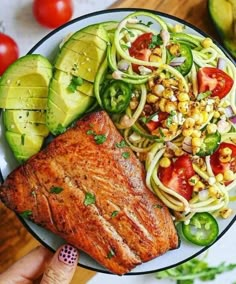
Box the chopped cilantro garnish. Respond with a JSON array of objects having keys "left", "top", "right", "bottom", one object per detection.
[
  {"left": 115, "top": 140, "right": 127, "bottom": 148},
  {"left": 94, "top": 134, "right": 107, "bottom": 144},
  {"left": 111, "top": 210, "right": 119, "bottom": 218},
  {"left": 122, "top": 152, "right": 130, "bottom": 159},
  {"left": 21, "top": 134, "right": 26, "bottom": 146},
  {"left": 166, "top": 111, "right": 176, "bottom": 127},
  {"left": 107, "top": 249, "right": 115, "bottom": 259},
  {"left": 55, "top": 124, "right": 67, "bottom": 135},
  {"left": 20, "top": 210, "right": 32, "bottom": 218},
  {"left": 84, "top": 192, "right": 96, "bottom": 206},
  {"left": 138, "top": 20, "right": 153, "bottom": 27},
  {"left": 153, "top": 204, "right": 163, "bottom": 209},
  {"left": 149, "top": 34, "right": 163, "bottom": 49},
  {"left": 67, "top": 75, "right": 84, "bottom": 93},
  {"left": 197, "top": 91, "right": 212, "bottom": 101},
  {"left": 86, "top": 129, "right": 96, "bottom": 135},
  {"left": 50, "top": 186, "right": 63, "bottom": 194}
]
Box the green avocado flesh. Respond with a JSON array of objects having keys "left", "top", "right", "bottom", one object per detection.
[
  {"left": 208, "top": 0, "right": 236, "bottom": 57},
  {"left": 0, "top": 54, "right": 52, "bottom": 162},
  {"left": 47, "top": 23, "right": 108, "bottom": 135},
  {"left": 5, "top": 131, "right": 44, "bottom": 163}
]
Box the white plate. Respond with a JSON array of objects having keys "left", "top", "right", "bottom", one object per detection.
[{"left": 0, "top": 8, "right": 236, "bottom": 275}]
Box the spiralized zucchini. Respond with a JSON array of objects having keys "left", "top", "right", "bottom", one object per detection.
[{"left": 96, "top": 11, "right": 236, "bottom": 224}]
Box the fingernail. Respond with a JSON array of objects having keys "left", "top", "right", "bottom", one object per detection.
[{"left": 58, "top": 244, "right": 78, "bottom": 266}]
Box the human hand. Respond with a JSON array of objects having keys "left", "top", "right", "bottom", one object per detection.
[{"left": 0, "top": 244, "right": 79, "bottom": 284}]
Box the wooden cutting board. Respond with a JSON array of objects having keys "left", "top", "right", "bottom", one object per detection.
[{"left": 0, "top": 1, "right": 218, "bottom": 283}]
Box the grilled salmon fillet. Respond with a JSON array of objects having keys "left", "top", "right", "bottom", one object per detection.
[{"left": 0, "top": 111, "right": 179, "bottom": 275}]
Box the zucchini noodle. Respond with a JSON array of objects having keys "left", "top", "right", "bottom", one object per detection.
[{"left": 95, "top": 11, "right": 236, "bottom": 226}]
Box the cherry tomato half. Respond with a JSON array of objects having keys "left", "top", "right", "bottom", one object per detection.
[
  {"left": 0, "top": 33, "right": 19, "bottom": 76},
  {"left": 210, "top": 142, "right": 236, "bottom": 184},
  {"left": 197, "top": 67, "right": 234, "bottom": 99},
  {"left": 33, "top": 0, "right": 73, "bottom": 29},
  {"left": 159, "top": 154, "right": 194, "bottom": 200},
  {"left": 129, "top": 33, "right": 153, "bottom": 73}
]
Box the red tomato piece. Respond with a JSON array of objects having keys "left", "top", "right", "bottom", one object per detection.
[
  {"left": 159, "top": 155, "right": 195, "bottom": 200},
  {"left": 0, "top": 33, "right": 19, "bottom": 75},
  {"left": 129, "top": 33, "right": 153, "bottom": 73},
  {"left": 210, "top": 142, "right": 236, "bottom": 183},
  {"left": 146, "top": 112, "right": 169, "bottom": 132},
  {"left": 33, "top": 0, "right": 73, "bottom": 29},
  {"left": 197, "top": 67, "right": 233, "bottom": 99}
]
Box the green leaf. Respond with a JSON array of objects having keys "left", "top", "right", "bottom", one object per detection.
[
  {"left": 86, "top": 129, "right": 96, "bottom": 135},
  {"left": 67, "top": 75, "right": 84, "bottom": 93},
  {"left": 50, "top": 186, "right": 63, "bottom": 194},
  {"left": 111, "top": 210, "right": 119, "bottom": 218},
  {"left": 149, "top": 34, "right": 163, "bottom": 49},
  {"left": 107, "top": 249, "right": 115, "bottom": 259},
  {"left": 94, "top": 134, "right": 107, "bottom": 144},
  {"left": 166, "top": 111, "right": 176, "bottom": 127},
  {"left": 115, "top": 140, "right": 127, "bottom": 148},
  {"left": 20, "top": 210, "right": 32, "bottom": 218},
  {"left": 84, "top": 192, "right": 96, "bottom": 206},
  {"left": 122, "top": 152, "right": 130, "bottom": 159}
]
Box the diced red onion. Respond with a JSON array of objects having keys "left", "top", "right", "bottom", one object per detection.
[
  {"left": 160, "top": 29, "right": 170, "bottom": 46},
  {"left": 198, "top": 189, "right": 209, "bottom": 201},
  {"left": 166, "top": 141, "right": 179, "bottom": 152},
  {"left": 217, "top": 57, "right": 226, "bottom": 70},
  {"left": 118, "top": 59, "right": 130, "bottom": 71},
  {"left": 169, "top": 56, "right": 186, "bottom": 67},
  {"left": 230, "top": 116, "right": 236, "bottom": 124},
  {"left": 217, "top": 119, "right": 231, "bottom": 133},
  {"left": 182, "top": 137, "right": 192, "bottom": 154},
  {"left": 225, "top": 106, "right": 235, "bottom": 118},
  {"left": 112, "top": 70, "right": 123, "bottom": 80}
]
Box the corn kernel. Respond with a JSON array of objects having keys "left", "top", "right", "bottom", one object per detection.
[
  {"left": 169, "top": 44, "right": 180, "bottom": 56},
  {"left": 219, "top": 155, "right": 231, "bottom": 163},
  {"left": 183, "top": 117, "right": 195, "bottom": 128},
  {"left": 153, "top": 47, "right": 162, "bottom": 56},
  {"left": 193, "top": 181, "right": 205, "bottom": 192},
  {"left": 147, "top": 93, "right": 158, "bottom": 104},
  {"left": 148, "top": 78, "right": 155, "bottom": 89},
  {"left": 153, "top": 84, "right": 165, "bottom": 95},
  {"left": 201, "top": 37, "right": 213, "bottom": 48},
  {"left": 206, "top": 123, "right": 218, "bottom": 134},
  {"left": 165, "top": 101, "right": 177, "bottom": 113},
  {"left": 216, "top": 173, "right": 224, "bottom": 183},
  {"left": 173, "top": 23, "right": 184, "bottom": 33},
  {"left": 219, "top": 208, "right": 233, "bottom": 219},
  {"left": 182, "top": 128, "right": 193, "bottom": 137},
  {"left": 149, "top": 54, "right": 162, "bottom": 62},
  {"left": 174, "top": 148, "right": 184, "bottom": 156},
  {"left": 191, "top": 129, "right": 201, "bottom": 138},
  {"left": 220, "top": 147, "right": 232, "bottom": 157},
  {"left": 159, "top": 98, "right": 167, "bottom": 112},
  {"left": 195, "top": 113, "right": 204, "bottom": 125},
  {"left": 162, "top": 88, "right": 174, "bottom": 99},
  {"left": 201, "top": 111, "right": 209, "bottom": 123},
  {"left": 188, "top": 175, "right": 200, "bottom": 186},
  {"left": 213, "top": 111, "right": 220, "bottom": 118},
  {"left": 192, "top": 137, "right": 202, "bottom": 147},
  {"left": 208, "top": 186, "right": 223, "bottom": 199},
  {"left": 224, "top": 170, "right": 235, "bottom": 181},
  {"left": 177, "top": 92, "right": 190, "bottom": 102},
  {"left": 178, "top": 101, "right": 189, "bottom": 114},
  {"left": 168, "top": 123, "right": 178, "bottom": 132},
  {"left": 159, "top": 157, "right": 171, "bottom": 168}
]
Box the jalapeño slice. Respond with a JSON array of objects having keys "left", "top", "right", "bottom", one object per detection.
[
  {"left": 182, "top": 212, "right": 219, "bottom": 246},
  {"left": 197, "top": 131, "right": 221, "bottom": 157},
  {"left": 101, "top": 80, "right": 131, "bottom": 113}
]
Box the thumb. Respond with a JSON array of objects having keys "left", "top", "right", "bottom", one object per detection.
[{"left": 41, "top": 244, "right": 79, "bottom": 284}]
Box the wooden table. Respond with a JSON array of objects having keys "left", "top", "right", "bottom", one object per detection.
[{"left": 0, "top": 0, "right": 218, "bottom": 282}]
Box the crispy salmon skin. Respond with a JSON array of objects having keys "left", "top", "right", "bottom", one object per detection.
[{"left": 0, "top": 111, "right": 179, "bottom": 275}]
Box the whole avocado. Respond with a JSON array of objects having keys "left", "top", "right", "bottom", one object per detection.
[{"left": 208, "top": 0, "right": 236, "bottom": 58}]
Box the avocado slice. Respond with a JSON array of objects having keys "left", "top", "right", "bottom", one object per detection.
[
  {"left": 3, "top": 110, "right": 47, "bottom": 124},
  {"left": 47, "top": 98, "right": 93, "bottom": 135},
  {"left": 0, "top": 54, "right": 52, "bottom": 87},
  {"left": 208, "top": 0, "right": 236, "bottom": 58},
  {"left": 53, "top": 69, "right": 94, "bottom": 96},
  {"left": 0, "top": 97, "right": 47, "bottom": 110},
  {"left": 3, "top": 110, "right": 49, "bottom": 136},
  {"left": 5, "top": 131, "right": 44, "bottom": 163},
  {"left": 0, "top": 86, "right": 48, "bottom": 98},
  {"left": 55, "top": 48, "right": 105, "bottom": 82}
]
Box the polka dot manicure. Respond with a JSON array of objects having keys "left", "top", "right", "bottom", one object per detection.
[{"left": 58, "top": 244, "right": 78, "bottom": 266}]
